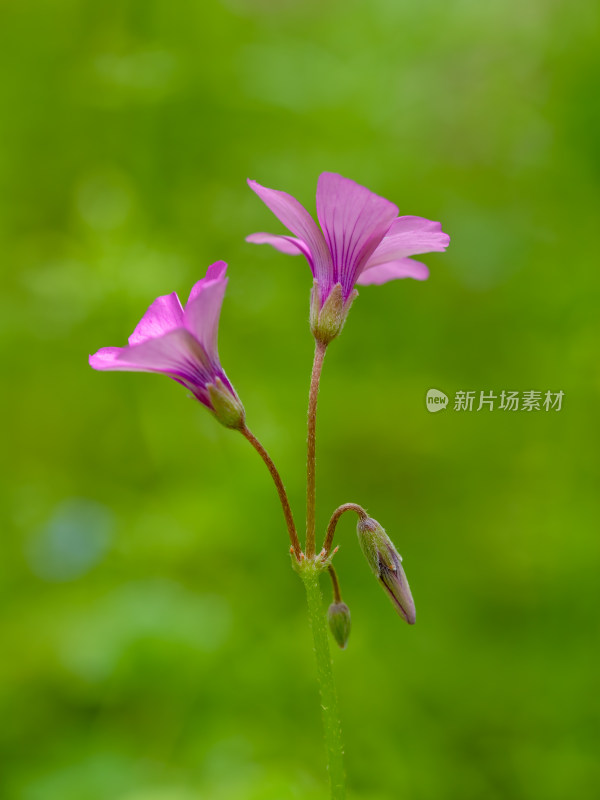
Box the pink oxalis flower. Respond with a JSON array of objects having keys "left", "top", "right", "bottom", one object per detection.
[
  {"left": 247, "top": 172, "right": 449, "bottom": 342},
  {"left": 89, "top": 261, "right": 244, "bottom": 429}
]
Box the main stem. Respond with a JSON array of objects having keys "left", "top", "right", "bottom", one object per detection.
[
  {"left": 302, "top": 567, "right": 345, "bottom": 800},
  {"left": 306, "top": 340, "right": 327, "bottom": 557},
  {"left": 241, "top": 426, "right": 302, "bottom": 559}
]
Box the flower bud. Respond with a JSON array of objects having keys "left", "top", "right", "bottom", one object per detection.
[
  {"left": 357, "top": 517, "right": 416, "bottom": 624},
  {"left": 310, "top": 282, "right": 358, "bottom": 344},
  {"left": 207, "top": 378, "right": 245, "bottom": 430},
  {"left": 327, "top": 601, "right": 352, "bottom": 649}
]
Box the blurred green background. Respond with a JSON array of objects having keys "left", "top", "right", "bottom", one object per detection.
[{"left": 1, "top": 1, "right": 598, "bottom": 798}]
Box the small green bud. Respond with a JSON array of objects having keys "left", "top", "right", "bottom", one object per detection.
[
  {"left": 310, "top": 282, "right": 358, "bottom": 344},
  {"left": 207, "top": 378, "right": 245, "bottom": 430},
  {"left": 357, "top": 517, "right": 416, "bottom": 624},
  {"left": 328, "top": 601, "right": 352, "bottom": 649}
]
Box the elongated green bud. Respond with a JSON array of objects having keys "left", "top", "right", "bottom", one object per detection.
[
  {"left": 327, "top": 601, "right": 351, "bottom": 649},
  {"left": 357, "top": 517, "right": 416, "bottom": 624}
]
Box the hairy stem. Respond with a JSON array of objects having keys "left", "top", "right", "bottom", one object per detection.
[
  {"left": 302, "top": 566, "right": 345, "bottom": 799},
  {"left": 306, "top": 341, "right": 327, "bottom": 557},
  {"left": 241, "top": 426, "right": 302, "bottom": 559},
  {"left": 322, "top": 503, "right": 368, "bottom": 557}
]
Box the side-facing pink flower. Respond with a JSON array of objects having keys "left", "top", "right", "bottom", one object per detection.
[
  {"left": 89, "top": 261, "right": 245, "bottom": 429},
  {"left": 247, "top": 172, "right": 449, "bottom": 342}
]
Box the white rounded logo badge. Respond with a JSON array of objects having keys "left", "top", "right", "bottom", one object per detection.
[{"left": 426, "top": 389, "right": 448, "bottom": 412}]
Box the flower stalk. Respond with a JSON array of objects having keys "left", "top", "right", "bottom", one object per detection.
[
  {"left": 306, "top": 340, "right": 327, "bottom": 558},
  {"left": 322, "top": 503, "right": 368, "bottom": 557},
  {"left": 241, "top": 426, "right": 302, "bottom": 560},
  {"left": 328, "top": 565, "right": 342, "bottom": 603}
]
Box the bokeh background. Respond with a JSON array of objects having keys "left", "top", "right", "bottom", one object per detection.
[{"left": 1, "top": 1, "right": 599, "bottom": 798}]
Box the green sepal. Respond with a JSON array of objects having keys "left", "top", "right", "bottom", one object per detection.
[
  {"left": 207, "top": 378, "right": 245, "bottom": 430},
  {"left": 310, "top": 282, "right": 358, "bottom": 344}
]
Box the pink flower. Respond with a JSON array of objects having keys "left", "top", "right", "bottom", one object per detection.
[
  {"left": 247, "top": 172, "right": 449, "bottom": 342},
  {"left": 89, "top": 262, "right": 244, "bottom": 429}
]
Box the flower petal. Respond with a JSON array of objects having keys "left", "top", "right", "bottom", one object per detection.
[
  {"left": 184, "top": 272, "right": 228, "bottom": 360},
  {"left": 356, "top": 258, "right": 430, "bottom": 285},
  {"left": 366, "top": 215, "right": 450, "bottom": 268},
  {"left": 246, "top": 232, "right": 310, "bottom": 259},
  {"left": 247, "top": 178, "right": 330, "bottom": 279},
  {"left": 118, "top": 328, "right": 213, "bottom": 379},
  {"left": 89, "top": 347, "right": 136, "bottom": 371},
  {"left": 315, "top": 172, "right": 398, "bottom": 293},
  {"left": 90, "top": 328, "right": 207, "bottom": 377},
  {"left": 187, "top": 260, "right": 228, "bottom": 304},
  {"left": 127, "top": 292, "right": 184, "bottom": 346},
  {"left": 90, "top": 332, "right": 219, "bottom": 408}
]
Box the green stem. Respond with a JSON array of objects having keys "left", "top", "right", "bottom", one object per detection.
[{"left": 302, "top": 565, "right": 345, "bottom": 800}]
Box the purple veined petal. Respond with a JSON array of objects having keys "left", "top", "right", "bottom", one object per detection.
[
  {"left": 89, "top": 336, "right": 214, "bottom": 410},
  {"left": 187, "top": 261, "right": 228, "bottom": 305},
  {"left": 247, "top": 178, "right": 331, "bottom": 281},
  {"left": 89, "top": 347, "right": 134, "bottom": 371},
  {"left": 356, "top": 258, "right": 430, "bottom": 285},
  {"left": 315, "top": 172, "right": 398, "bottom": 295},
  {"left": 115, "top": 328, "right": 215, "bottom": 381},
  {"left": 365, "top": 215, "right": 450, "bottom": 268},
  {"left": 127, "top": 292, "right": 184, "bottom": 346},
  {"left": 387, "top": 215, "right": 447, "bottom": 235},
  {"left": 246, "top": 232, "right": 311, "bottom": 259},
  {"left": 90, "top": 332, "right": 205, "bottom": 377},
  {"left": 183, "top": 275, "right": 228, "bottom": 361}
]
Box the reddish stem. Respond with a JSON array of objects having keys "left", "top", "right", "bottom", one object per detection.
[
  {"left": 306, "top": 341, "right": 327, "bottom": 558},
  {"left": 241, "top": 426, "right": 302, "bottom": 559},
  {"left": 322, "top": 503, "right": 368, "bottom": 557}
]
